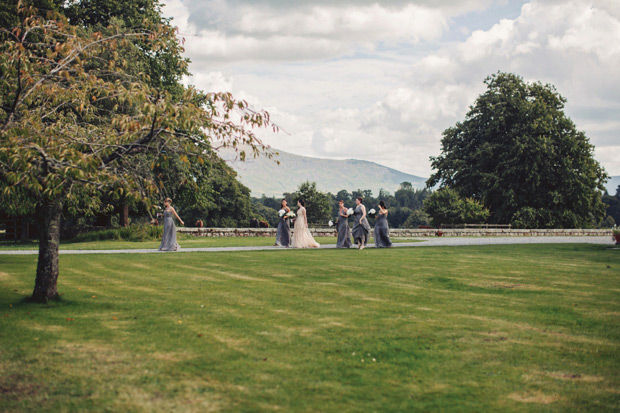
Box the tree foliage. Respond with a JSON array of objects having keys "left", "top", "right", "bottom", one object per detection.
[
  {"left": 427, "top": 72, "right": 608, "bottom": 228},
  {"left": 289, "top": 181, "right": 331, "bottom": 224},
  {"left": 253, "top": 182, "right": 432, "bottom": 229},
  {"left": 0, "top": 5, "right": 274, "bottom": 301},
  {"left": 603, "top": 186, "right": 620, "bottom": 228},
  {"left": 423, "top": 188, "right": 489, "bottom": 227}
]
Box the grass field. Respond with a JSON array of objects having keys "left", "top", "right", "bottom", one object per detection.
[
  {"left": 0, "top": 235, "right": 419, "bottom": 251},
  {"left": 1, "top": 244, "right": 619, "bottom": 411}
]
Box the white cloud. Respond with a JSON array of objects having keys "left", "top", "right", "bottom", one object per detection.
[{"left": 163, "top": 0, "right": 620, "bottom": 180}]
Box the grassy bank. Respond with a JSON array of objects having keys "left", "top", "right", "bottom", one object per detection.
[{"left": 0, "top": 244, "right": 618, "bottom": 411}]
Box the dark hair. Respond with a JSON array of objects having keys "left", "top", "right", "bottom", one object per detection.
[
  {"left": 356, "top": 196, "right": 363, "bottom": 204},
  {"left": 338, "top": 199, "right": 344, "bottom": 204},
  {"left": 298, "top": 199, "right": 305, "bottom": 207},
  {"left": 281, "top": 199, "right": 287, "bottom": 208},
  {"left": 379, "top": 200, "right": 386, "bottom": 209}
]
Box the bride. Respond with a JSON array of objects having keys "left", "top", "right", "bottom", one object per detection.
[{"left": 291, "top": 199, "right": 320, "bottom": 248}]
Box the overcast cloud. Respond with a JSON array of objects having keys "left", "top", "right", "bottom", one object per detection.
[{"left": 162, "top": 0, "right": 620, "bottom": 179}]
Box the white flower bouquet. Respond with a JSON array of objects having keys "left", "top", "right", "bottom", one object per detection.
[
  {"left": 328, "top": 220, "right": 334, "bottom": 227},
  {"left": 278, "top": 209, "right": 286, "bottom": 217},
  {"left": 347, "top": 208, "right": 354, "bottom": 216},
  {"left": 286, "top": 211, "right": 296, "bottom": 218},
  {"left": 369, "top": 208, "right": 376, "bottom": 215}
]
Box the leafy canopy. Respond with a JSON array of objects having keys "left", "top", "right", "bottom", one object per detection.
[
  {"left": 427, "top": 72, "right": 608, "bottom": 228},
  {"left": 0, "top": 4, "right": 274, "bottom": 217}
]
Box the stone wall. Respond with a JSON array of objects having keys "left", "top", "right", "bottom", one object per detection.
[{"left": 178, "top": 227, "right": 611, "bottom": 238}]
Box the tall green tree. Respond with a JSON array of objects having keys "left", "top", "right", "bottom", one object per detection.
[
  {"left": 427, "top": 72, "right": 608, "bottom": 228},
  {"left": 0, "top": 7, "right": 273, "bottom": 302},
  {"left": 291, "top": 181, "right": 331, "bottom": 224}
]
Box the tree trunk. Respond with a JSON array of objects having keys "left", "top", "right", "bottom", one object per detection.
[
  {"left": 31, "top": 200, "right": 63, "bottom": 302},
  {"left": 120, "top": 203, "right": 129, "bottom": 227}
]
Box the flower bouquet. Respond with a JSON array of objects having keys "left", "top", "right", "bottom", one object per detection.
[
  {"left": 286, "top": 211, "right": 296, "bottom": 218},
  {"left": 368, "top": 208, "right": 376, "bottom": 216},
  {"left": 347, "top": 208, "right": 354, "bottom": 216},
  {"left": 328, "top": 220, "right": 334, "bottom": 227},
  {"left": 278, "top": 209, "right": 286, "bottom": 217}
]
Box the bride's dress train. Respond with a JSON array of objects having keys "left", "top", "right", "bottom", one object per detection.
[{"left": 291, "top": 207, "right": 320, "bottom": 248}]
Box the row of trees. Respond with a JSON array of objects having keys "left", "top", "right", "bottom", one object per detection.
[{"left": 252, "top": 181, "right": 434, "bottom": 229}]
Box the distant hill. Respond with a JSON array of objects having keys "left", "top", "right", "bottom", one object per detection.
[
  {"left": 606, "top": 176, "right": 620, "bottom": 194},
  {"left": 221, "top": 148, "right": 427, "bottom": 197}
]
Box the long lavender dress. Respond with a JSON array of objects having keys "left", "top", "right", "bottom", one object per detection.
[
  {"left": 374, "top": 212, "right": 392, "bottom": 248},
  {"left": 352, "top": 205, "right": 370, "bottom": 245},
  {"left": 336, "top": 208, "right": 352, "bottom": 248},
  {"left": 159, "top": 209, "right": 179, "bottom": 251},
  {"left": 275, "top": 212, "right": 291, "bottom": 247}
]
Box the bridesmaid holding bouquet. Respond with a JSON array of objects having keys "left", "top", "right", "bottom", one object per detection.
[
  {"left": 352, "top": 197, "right": 370, "bottom": 250},
  {"left": 275, "top": 199, "right": 291, "bottom": 247},
  {"left": 374, "top": 200, "right": 392, "bottom": 248},
  {"left": 336, "top": 200, "right": 352, "bottom": 248}
]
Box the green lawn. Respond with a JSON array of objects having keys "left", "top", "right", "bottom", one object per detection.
[
  {"left": 1, "top": 244, "right": 618, "bottom": 411},
  {"left": 0, "top": 235, "right": 419, "bottom": 250}
]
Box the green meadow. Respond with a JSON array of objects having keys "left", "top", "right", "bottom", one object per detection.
[{"left": 1, "top": 243, "right": 619, "bottom": 411}]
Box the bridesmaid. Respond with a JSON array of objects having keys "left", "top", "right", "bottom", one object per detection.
[
  {"left": 336, "top": 200, "right": 352, "bottom": 248},
  {"left": 374, "top": 200, "right": 392, "bottom": 248},
  {"left": 275, "top": 199, "right": 291, "bottom": 247},
  {"left": 159, "top": 197, "right": 184, "bottom": 251},
  {"left": 352, "top": 196, "right": 370, "bottom": 250}
]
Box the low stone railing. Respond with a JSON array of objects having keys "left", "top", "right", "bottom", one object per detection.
[{"left": 178, "top": 227, "right": 612, "bottom": 238}]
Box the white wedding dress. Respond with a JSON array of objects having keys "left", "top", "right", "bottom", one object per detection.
[{"left": 291, "top": 206, "right": 320, "bottom": 248}]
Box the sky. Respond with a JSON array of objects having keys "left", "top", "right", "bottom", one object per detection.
[{"left": 161, "top": 0, "right": 620, "bottom": 179}]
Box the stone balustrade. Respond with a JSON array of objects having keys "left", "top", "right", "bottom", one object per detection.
[{"left": 178, "top": 227, "right": 612, "bottom": 238}]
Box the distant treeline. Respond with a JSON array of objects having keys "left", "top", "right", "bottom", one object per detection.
[{"left": 251, "top": 181, "right": 432, "bottom": 228}]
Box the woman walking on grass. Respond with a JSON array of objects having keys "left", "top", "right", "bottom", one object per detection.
[
  {"left": 352, "top": 197, "right": 370, "bottom": 250},
  {"left": 275, "top": 199, "right": 291, "bottom": 247},
  {"left": 291, "top": 200, "right": 320, "bottom": 249},
  {"left": 159, "top": 198, "right": 184, "bottom": 251},
  {"left": 374, "top": 200, "right": 392, "bottom": 248},
  {"left": 336, "top": 200, "right": 352, "bottom": 248}
]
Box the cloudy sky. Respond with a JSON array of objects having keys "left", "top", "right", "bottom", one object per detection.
[{"left": 161, "top": 0, "right": 620, "bottom": 178}]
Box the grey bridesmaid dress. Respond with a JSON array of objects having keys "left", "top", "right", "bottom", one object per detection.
[
  {"left": 352, "top": 204, "right": 370, "bottom": 245},
  {"left": 275, "top": 213, "right": 291, "bottom": 247},
  {"left": 336, "top": 208, "right": 352, "bottom": 248},
  {"left": 374, "top": 212, "right": 392, "bottom": 248},
  {"left": 159, "top": 209, "right": 179, "bottom": 251}
]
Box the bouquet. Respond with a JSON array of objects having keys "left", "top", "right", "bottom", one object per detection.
[
  {"left": 347, "top": 208, "right": 354, "bottom": 216},
  {"left": 286, "top": 211, "right": 296, "bottom": 218},
  {"left": 278, "top": 209, "right": 286, "bottom": 217},
  {"left": 368, "top": 208, "right": 376, "bottom": 216},
  {"left": 328, "top": 220, "right": 334, "bottom": 227}
]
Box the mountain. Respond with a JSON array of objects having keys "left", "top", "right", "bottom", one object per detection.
[
  {"left": 221, "top": 148, "right": 427, "bottom": 197},
  {"left": 606, "top": 176, "right": 620, "bottom": 195}
]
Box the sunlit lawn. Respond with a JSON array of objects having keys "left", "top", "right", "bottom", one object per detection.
[
  {"left": 1, "top": 244, "right": 619, "bottom": 411},
  {"left": 0, "top": 235, "right": 418, "bottom": 250}
]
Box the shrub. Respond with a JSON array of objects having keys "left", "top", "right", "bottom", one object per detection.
[{"left": 71, "top": 223, "right": 163, "bottom": 242}]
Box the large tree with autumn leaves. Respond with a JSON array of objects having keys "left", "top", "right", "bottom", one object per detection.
[{"left": 0, "top": 3, "right": 275, "bottom": 302}]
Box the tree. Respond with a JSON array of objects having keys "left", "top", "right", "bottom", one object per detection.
[
  {"left": 403, "top": 210, "right": 431, "bottom": 228},
  {"left": 291, "top": 181, "right": 331, "bottom": 224},
  {"left": 0, "top": 7, "right": 274, "bottom": 302},
  {"left": 423, "top": 188, "right": 489, "bottom": 227},
  {"left": 172, "top": 156, "right": 254, "bottom": 228},
  {"left": 427, "top": 72, "right": 608, "bottom": 228},
  {"left": 603, "top": 187, "right": 620, "bottom": 228}
]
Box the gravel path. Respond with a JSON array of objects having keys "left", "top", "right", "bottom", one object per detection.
[{"left": 0, "top": 236, "right": 614, "bottom": 255}]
